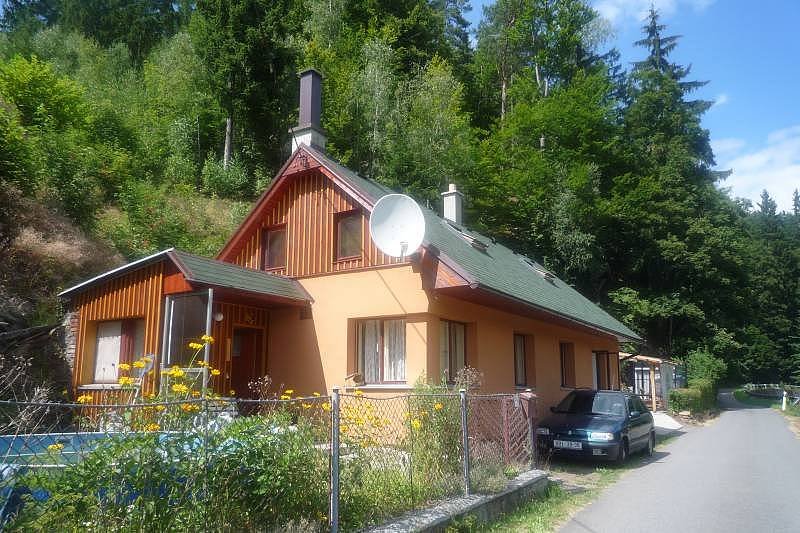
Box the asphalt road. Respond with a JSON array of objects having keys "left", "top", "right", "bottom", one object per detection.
[{"left": 560, "top": 390, "right": 800, "bottom": 533}]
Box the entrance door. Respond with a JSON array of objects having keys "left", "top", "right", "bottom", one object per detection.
[{"left": 230, "top": 328, "right": 263, "bottom": 398}]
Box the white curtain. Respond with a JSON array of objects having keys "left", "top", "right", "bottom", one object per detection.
[
  {"left": 94, "top": 321, "right": 122, "bottom": 383},
  {"left": 453, "top": 323, "right": 465, "bottom": 372},
  {"left": 440, "top": 321, "right": 450, "bottom": 380},
  {"left": 359, "top": 320, "right": 380, "bottom": 383},
  {"left": 383, "top": 319, "right": 405, "bottom": 382}
]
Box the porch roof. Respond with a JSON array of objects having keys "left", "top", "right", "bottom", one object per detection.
[{"left": 59, "top": 248, "right": 312, "bottom": 304}]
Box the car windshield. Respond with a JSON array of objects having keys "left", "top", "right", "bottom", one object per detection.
[{"left": 554, "top": 391, "right": 626, "bottom": 416}]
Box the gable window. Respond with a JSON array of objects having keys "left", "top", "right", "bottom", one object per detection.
[
  {"left": 262, "top": 226, "right": 287, "bottom": 270},
  {"left": 514, "top": 334, "right": 527, "bottom": 388},
  {"left": 560, "top": 342, "right": 576, "bottom": 388},
  {"left": 336, "top": 210, "right": 362, "bottom": 260},
  {"left": 440, "top": 320, "right": 466, "bottom": 382},
  {"left": 357, "top": 318, "right": 406, "bottom": 383},
  {"left": 94, "top": 318, "right": 145, "bottom": 383}
]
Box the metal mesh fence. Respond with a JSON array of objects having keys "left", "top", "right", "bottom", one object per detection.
[{"left": 0, "top": 391, "right": 536, "bottom": 532}]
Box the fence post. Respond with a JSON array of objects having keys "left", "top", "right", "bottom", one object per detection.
[
  {"left": 782, "top": 389, "right": 788, "bottom": 412},
  {"left": 330, "top": 387, "right": 341, "bottom": 533},
  {"left": 525, "top": 388, "right": 536, "bottom": 469},
  {"left": 459, "top": 388, "right": 470, "bottom": 496}
]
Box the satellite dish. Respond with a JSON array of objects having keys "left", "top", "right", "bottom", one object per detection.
[{"left": 369, "top": 194, "right": 426, "bottom": 259}]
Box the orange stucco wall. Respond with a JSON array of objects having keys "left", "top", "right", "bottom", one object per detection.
[{"left": 267, "top": 263, "right": 620, "bottom": 411}]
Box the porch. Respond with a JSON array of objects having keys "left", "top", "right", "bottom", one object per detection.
[{"left": 61, "top": 249, "right": 313, "bottom": 403}]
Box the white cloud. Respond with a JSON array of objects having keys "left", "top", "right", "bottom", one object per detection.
[
  {"left": 594, "top": 0, "right": 715, "bottom": 25},
  {"left": 716, "top": 126, "right": 800, "bottom": 212},
  {"left": 711, "top": 93, "right": 729, "bottom": 108}
]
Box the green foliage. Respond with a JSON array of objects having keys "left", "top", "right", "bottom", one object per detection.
[
  {"left": 201, "top": 154, "right": 253, "bottom": 199},
  {"left": 685, "top": 349, "right": 727, "bottom": 384}
]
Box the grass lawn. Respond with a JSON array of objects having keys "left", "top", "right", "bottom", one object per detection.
[{"left": 733, "top": 388, "right": 800, "bottom": 416}]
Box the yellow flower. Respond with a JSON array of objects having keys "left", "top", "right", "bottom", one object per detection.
[
  {"left": 321, "top": 402, "right": 331, "bottom": 412},
  {"left": 145, "top": 423, "right": 160, "bottom": 432},
  {"left": 148, "top": 393, "right": 157, "bottom": 399},
  {"left": 188, "top": 341, "right": 204, "bottom": 350},
  {"left": 155, "top": 405, "right": 165, "bottom": 412},
  {"left": 284, "top": 389, "right": 294, "bottom": 395},
  {"left": 201, "top": 334, "right": 214, "bottom": 344},
  {"left": 354, "top": 390, "right": 364, "bottom": 397},
  {"left": 172, "top": 383, "right": 189, "bottom": 394},
  {"left": 229, "top": 390, "right": 236, "bottom": 396},
  {"left": 302, "top": 403, "right": 312, "bottom": 409},
  {"left": 411, "top": 419, "right": 422, "bottom": 430},
  {"left": 180, "top": 403, "right": 200, "bottom": 413},
  {"left": 210, "top": 369, "right": 221, "bottom": 376},
  {"left": 196, "top": 360, "right": 208, "bottom": 367},
  {"left": 191, "top": 390, "right": 200, "bottom": 398},
  {"left": 312, "top": 392, "right": 321, "bottom": 397},
  {"left": 141, "top": 356, "right": 153, "bottom": 363},
  {"left": 118, "top": 376, "right": 135, "bottom": 386},
  {"left": 47, "top": 443, "right": 64, "bottom": 453},
  {"left": 76, "top": 394, "right": 93, "bottom": 404},
  {"left": 434, "top": 402, "right": 443, "bottom": 411},
  {"left": 420, "top": 410, "right": 428, "bottom": 417},
  {"left": 280, "top": 394, "right": 291, "bottom": 400},
  {"left": 117, "top": 363, "right": 131, "bottom": 372},
  {"left": 132, "top": 360, "right": 146, "bottom": 369}
]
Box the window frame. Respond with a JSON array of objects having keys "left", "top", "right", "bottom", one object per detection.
[
  {"left": 93, "top": 318, "right": 145, "bottom": 384},
  {"left": 261, "top": 224, "right": 287, "bottom": 271},
  {"left": 513, "top": 333, "right": 527, "bottom": 388},
  {"left": 440, "top": 319, "right": 467, "bottom": 383},
  {"left": 334, "top": 209, "right": 363, "bottom": 261},
  {"left": 357, "top": 317, "right": 407, "bottom": 385},
  {"left": 559, "top": 341, "right": 576, "bottom": 388}
]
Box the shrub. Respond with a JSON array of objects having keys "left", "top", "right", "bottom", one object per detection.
[
  {"left": 685, "top": 349, "right": 727, "bottom": 385},
  {"left": 200, "top": 154, "right": 252, "bottom": 199},
  {"left": 669, "top": 387, "right": 703, "bottom": 413}
]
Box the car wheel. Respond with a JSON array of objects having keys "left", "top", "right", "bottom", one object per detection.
[
  {"left": 615, "top": 439, "right": 628, "bottom": 464},
  {"left": 646, "top": 432, "right": 655, "bottom": 457}
]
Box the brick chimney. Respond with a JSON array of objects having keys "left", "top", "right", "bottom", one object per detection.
[
  {"left": 441, "top": 183, "right": 464, "bottom": 225},
  {"left": 290, "top": 68, "right": 326, "bottom": 152}
]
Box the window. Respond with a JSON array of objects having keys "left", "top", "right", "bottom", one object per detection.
[
  {"left": 262, "top": 226, "right": 287, "bottom": 270},
  {"left": 560, "top": 342, "right": 576, "bottom": 388},
  {"left": 165, "top": 292, "right": 208, "bottom": 367},
  {"left": 336, "top": 211, "right": 362, "bottom": 260},
  {"left": 514, "top": 334, "right": 526, "bottom": 387},
  {"left": 440, "top": 320, "right": 466, "bottom": 382},
  {"left": 357, "top": 319, "right": 406, "bottom": 383},
  {"left": 94, "top": 318, "right": 145, "bottom": 383}
]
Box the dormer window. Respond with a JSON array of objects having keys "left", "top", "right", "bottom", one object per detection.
[
  {"left": 521, "top": 257, "right": 555, "bottom": 282},
  {"left": 336, "top": 210, "right": 362, "bottom": 260},
  {"left": 262, "top": 226, "right": 287, "bottom": 270},
  {"left": 446, "top": 221, "right": 489, "bottom": 251}
]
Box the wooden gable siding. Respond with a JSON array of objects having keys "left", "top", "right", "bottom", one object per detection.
[
  {"left": 209, "top": 301, "right": 270, "bottom": 395},
  {"left": 230, "top": 170, "right": 402, "bottom": 277},
  {"left": 74, "top": 261, "right": 165, "bottom": 394}
]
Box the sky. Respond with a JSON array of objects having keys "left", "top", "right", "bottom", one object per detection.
[{"left": 465, "top": 0, "right": 800, "bottom": 212}]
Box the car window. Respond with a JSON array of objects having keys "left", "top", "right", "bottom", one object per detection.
[
  {"left": 627, "top": 397, "right": 638, "bottom": 415},
  {"left": 555, "top": 391, "right": 626, "bottom": 416}
]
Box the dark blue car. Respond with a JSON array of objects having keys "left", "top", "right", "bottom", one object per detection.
[{"left": 536, "top": 389, "right": 655, "bottom": 463}]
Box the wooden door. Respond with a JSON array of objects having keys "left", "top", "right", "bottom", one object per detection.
[{"left": 231, "top": 328, "right": 263, "bottom": 398}]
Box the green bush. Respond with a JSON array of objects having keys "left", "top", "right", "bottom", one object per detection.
[
  {"left": 669, "top": 387, "right": 703, "bottom": 413},
  {"left": 7, "top": 411, "right": 328, "bottom": 531},
  {"left": 200, "top": 154, "right": 253, "bottom": 199},
  {"left": 686, "top": 349, "right": 727, "bottom": 384}
]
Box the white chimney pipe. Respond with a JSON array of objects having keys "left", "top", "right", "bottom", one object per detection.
[{"left": 441, "top": 183, "right": 463, "bottom": 225}]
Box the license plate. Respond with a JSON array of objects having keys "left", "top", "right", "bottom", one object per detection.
[{"left": 553, "top": 440, "right": 582, "bottom": 450}]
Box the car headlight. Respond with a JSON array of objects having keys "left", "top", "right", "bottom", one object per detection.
[
  {"left": 535, "top": 427, "right": 550, "bottom": 435},
  {"left": 587, "top": 431, "right": 614, "bottom": 442}
]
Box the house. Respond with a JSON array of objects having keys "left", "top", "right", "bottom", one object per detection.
[{"left": 59, "top": 69, "right": 640, "bottom": 411}]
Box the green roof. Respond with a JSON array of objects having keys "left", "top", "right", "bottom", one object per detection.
[
  {"left": 307, "top": 146, "right": 639, "bottom": 341},
  {"left": 171, "top": 250, "right": 311, "bottom": 302},
  {"left": 60, "top": 248, "right": 311, "bottom": 304}
]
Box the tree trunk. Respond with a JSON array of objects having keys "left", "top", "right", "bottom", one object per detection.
[
  {"left": 500, "top": 77, "right": 507, "bottom": 121},
  {"left": 223, "top": 116, "right": 233, "bottom": 170}
]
